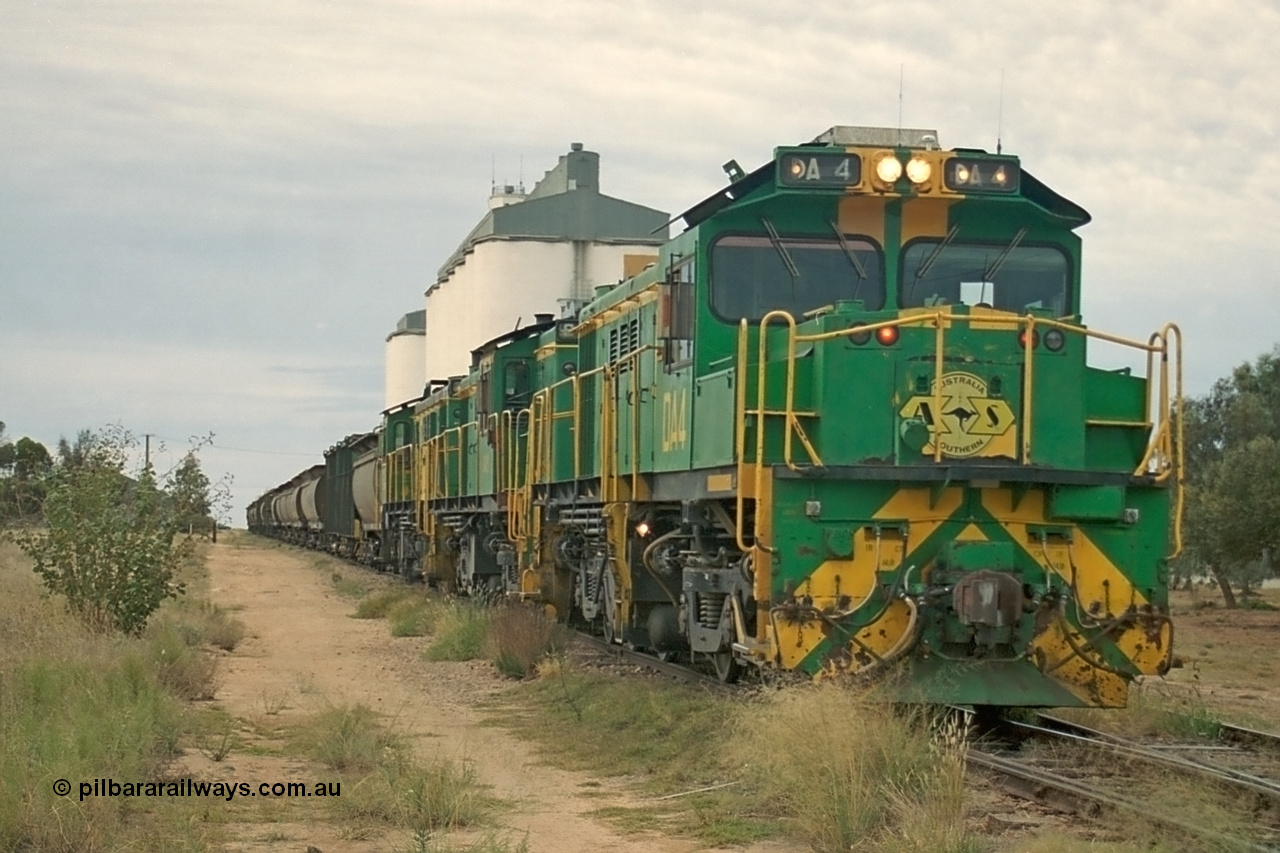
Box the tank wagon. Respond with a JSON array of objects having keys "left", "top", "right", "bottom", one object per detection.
[{"left": 250, "top": 126, "right": 1183, "bottom": 707}]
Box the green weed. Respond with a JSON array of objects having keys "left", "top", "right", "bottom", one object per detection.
[
  {"left": 388, "top": 597, "right": 434, "bottom": 637},
  {"left": 423, "top": 600, "right": 490, "bottom": 661},
  {"left": 292, "top": 703, "right": 401, "bottom": 773},
  {"left": 355, "top": 586, "right": 418, "bottom": 619},
  {"left": 330, "top": 570, "right": 369, "bottom": 599},
  {"left": 147, "top": 618, "right": 219, "bottom": 700}
]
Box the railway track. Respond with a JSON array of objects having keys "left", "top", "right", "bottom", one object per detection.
[
  {"left": 969, "top": 748, "right": 1280, "bottom": 852},
  {"left": 571, "top": 631, "right": 730, "bottom": 690},
  {"left": 1222, "top": 722, "right": 1280, "bottom": 754},
  {"left": 1021, "top": 713, "right": 1280, "bottom": 802},
  {"left": 971, "top": 710, "right": 1280, "bottom": 851}
]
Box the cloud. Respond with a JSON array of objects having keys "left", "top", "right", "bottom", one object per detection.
[{"left": 2, "top": 0, "right": 1279, "bottom": 518}]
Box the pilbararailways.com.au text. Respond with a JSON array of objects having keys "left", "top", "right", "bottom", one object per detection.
[{"left": 54, "top": 778, "right": 341, "bottom": 802}]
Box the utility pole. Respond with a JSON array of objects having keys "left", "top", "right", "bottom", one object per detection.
[{"left": 144, "top": 434, "right": 152, "bottom": 469}]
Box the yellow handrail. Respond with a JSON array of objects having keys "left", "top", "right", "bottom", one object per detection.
[
  {"left": 734, "top": 320, "right": 751, "bottom": 555},
  {"left": 1021, "top": 315, "right": 1036, "bottom": 463},
  {"left": 736, "top": 307, "right": 1184, "bottom": 554}
]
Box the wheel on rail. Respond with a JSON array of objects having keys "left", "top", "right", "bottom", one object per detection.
[
  {"left": 600, "top": 565, "right": 620, "bottom": 644},
  {"left": 712, "top": 651, "right": 741, "bottom": 684}
]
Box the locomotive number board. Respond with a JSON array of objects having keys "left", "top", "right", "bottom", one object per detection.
[{"left": 777, "top": 152, "right": 862, "bottom": 188}]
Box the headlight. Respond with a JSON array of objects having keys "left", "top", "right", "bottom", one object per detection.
[
  {"left": 875, "top": 155, "right": 903, "bottom": 183},
  {"left": 905, "top": 157, "right": 932, "bottom": 184}
]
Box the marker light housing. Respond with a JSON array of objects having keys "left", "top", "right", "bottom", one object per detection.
[
  {"left": 944, "top": 156, "right": 1020, "bottom": 193},
  {"left": 876, "top": 325, "right": 900, "bottom": 346}
]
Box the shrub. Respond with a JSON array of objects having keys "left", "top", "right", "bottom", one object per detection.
[
  {"left": 387, "top": 597, "right": 434, "bottom": 637},
  {"left": 338, "top": 755, "right": 488, "bottom": 834},
  {"left": 201, "top": 603, "right": 247, "bottom": 652},
  {"left": 10, "top": 426, "right": 191, "bottom": 635},
  {"left": 295, "top": 703, "right": 490, "bottom": 838}
]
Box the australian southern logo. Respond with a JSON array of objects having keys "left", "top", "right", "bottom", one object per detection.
[{"left": 898, "top": 372, "right": 1016, "bottom": 458}]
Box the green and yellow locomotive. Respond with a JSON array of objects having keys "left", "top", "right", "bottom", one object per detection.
[{"left": 254, "top": 125, "right": 1183, "bottom": 708}]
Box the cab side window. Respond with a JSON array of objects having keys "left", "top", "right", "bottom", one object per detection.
[
  {"left": 664, "top": 257, "right": 694, "bottom": 370},
  {"left": 503, "top": 360, "right": 530, "bottom": 410}
]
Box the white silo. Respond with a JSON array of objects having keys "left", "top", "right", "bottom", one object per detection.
[
  {"left": 384, "top": 309, "right": 426, "bottom": 410},
  {"left": 423, "top": 143, "right": 669, "bottom": 382}
]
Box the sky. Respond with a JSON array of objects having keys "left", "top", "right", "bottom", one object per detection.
[{"left": 2, "top": 0, "right": 1278, "bottom": 522}]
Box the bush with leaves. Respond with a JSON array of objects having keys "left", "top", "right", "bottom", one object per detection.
[
  {"left": 10, "top": 426, "right": 191, "bottom": 635},
  {"left": 1179, "top": 344, "right": 1280, "bottom": 606}
]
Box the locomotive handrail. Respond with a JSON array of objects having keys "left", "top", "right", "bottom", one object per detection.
[
  {"left": 756, "top": 310, "right": 824, "bottom": 473},
  {"left": 740, "top": 308, "right": 1184, "bottom": 558},
  {"left": 734, "top": 320, "right": 751, "bottom": 556}
]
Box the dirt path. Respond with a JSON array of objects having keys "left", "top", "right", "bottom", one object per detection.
[{"left": 198, "top": 536, "right": 784, "bottom": 853}]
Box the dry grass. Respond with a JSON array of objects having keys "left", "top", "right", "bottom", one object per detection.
[
  {"left": 292, "top": 703, "right": 402, "bottom": 773},
  {"left": 737, "top": 685, "right": 977, "bottom": 853},
  {"left": 292, "top": 702, "right": 491, "bottom": 837},
  {"left": 485, "top": 604, "right": 567, "bottom": 678}
]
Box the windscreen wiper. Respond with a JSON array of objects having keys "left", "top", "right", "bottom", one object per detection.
[
  {"left": 915, "top": 224, "right": 960, "bottom": 280},
  {"left": 981, "top": 226, "right": 1027, "bottom": 282},
  {"left": 828, "top": 220, "right": 868, "bottom": 280},
  {"left": 828, "top": 220, "right": 870, "bottom": 305},
  {"left": 761, "top": 217, "right": 799, "bottom": 280},
  {"left": 906, "top": 223, "right": 960, "bottom": 302}
]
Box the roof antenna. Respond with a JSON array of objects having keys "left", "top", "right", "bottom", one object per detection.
[
  {"left": 490, "top": 154, "right": 496, "bottom": 193},
  {"left": 519, "top": 154, "right": 524, "bottom": 193},
  {"left": 996, "top": 69, "right": 1005, "bottom": 155},
  {"left": 897, "top": 64, "right": 904, "bottom": 145}
]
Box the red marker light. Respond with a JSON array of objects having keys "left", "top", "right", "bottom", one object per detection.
[
  {"left": 1017, "top": 329, "right": 1040, "bottom": 350},
  {"left": 876, "top": 326, "right": 899, "bottom": 346}
]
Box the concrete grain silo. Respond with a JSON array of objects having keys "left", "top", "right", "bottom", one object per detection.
[
  {"left": 384, "top": 309, "right": 426, "bottom": 410},
  {"left": 423, "top": 143, "right": 669, "bottom": 382}
]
